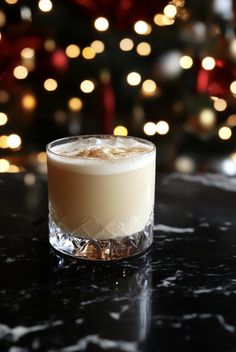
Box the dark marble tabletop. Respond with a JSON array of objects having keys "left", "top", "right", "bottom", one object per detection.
[{"left": 1, "top": 173, "right": 236, "bottom": 352}]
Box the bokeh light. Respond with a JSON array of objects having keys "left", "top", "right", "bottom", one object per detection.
[
  {"left": 65, "top": 44, "right": 80, "bottom": 58},
  {"left": 7, "top": 134, "right": 21, "bottom": 149},
  {"left": 199, "top": 108, "right": 216, "bottom": 128},
  {"left": 179, "top": 55, "right": 193, "bottom": 69},
  {"left": 156, "top": 120, "right": 169, "bottom": 135},
  {"left": 230, "top": 81, "right": 236, "bottom": 94},
  {"left": 154, "top": 13, "right": 175, "bottom": 26},
  {"left": 44, "top": 78, "right": 58, "bottom": 91},
  {"left": 218, "top": 126, "right": 232, "bottom": 140},
  {"left": 134, "top": 21, "right": 151, "bottom": 35},
  {"left": 136, "top": 42, "right": 151, "bottom": 56},
  {"left": 213, "top": 98, "right": 227, "bottom": 112},
  {"left": 141, "top": 79, "right": 157, "bottom": 96},
  {"left": 143, "top": 122, "right": 156, "bottom": 136},
  {"left": 21, "top": 47, "right": 35, "bottom": 59},
  {"left": 113, "top": 125, "right": 128, "bottom": 136},
  {"left": 68, "top": 97, "right": 83, "bottom": 111},
  {"left": 22, "top": 94, "right": 37, "bottom": 110},
  {"left": 127, "top": 72, "right": 141, "bottom": 86},
  {"left": 37, "top": 152, "right": 47, "bottom": 163},
  {"left": 175, "top": 156, "right": 195, "bottom": 173},
  {"left": 38, "top": 0, "right": 53, "bottom": 12},
  {"left": 13, "top": 65, "right": 28, "bottom": 79},
  {"left": 227, "top": 114, "right": 236, "bottom": 126},
  {"left": 8, "top": 165, "right": 20, "bottom": 173},
  {"left": 44, "top": 39, "right": 56, "bottom": 51},
  {"left": 0, "top": 90, "right": 9, "bottom": 103},
  {"left": 0, "top": 11, "right": 6, "bottom": 28},
  {"left": 0, "top": 159, "right": 9, "bottom": 172},
  {"left": 164, "top": 4, "right": 177, "bottom": 18},
  {"left": 80, "top": 80, "right": 95, "bottom": 93},
  {"left": 82, "top": 47, "right": 96, "bottom": 60},
  {"left": 0, "top": 135, "right": 8, "bottom": 148},
  {"left": 91, "top": 40, "right": 105, "bottom": 54},
  {"left": 0, "top": 112, "right": 8, "bottom": 126},
  {"left": 5, "top": 0, "right": 18, "bottom": 4},
  {"left": 119, "top": 38, "right": 134, "bottom": 51},
  {"left": 94, "top": 17, "right": 109, "bottom": 31},
  {"left": 202, "top": 56, "right": 215, "bottom": 70}
]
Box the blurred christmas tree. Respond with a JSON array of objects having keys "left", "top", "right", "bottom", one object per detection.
[{"left": 0, "top": 0, "right": 236, "bottom": 174}]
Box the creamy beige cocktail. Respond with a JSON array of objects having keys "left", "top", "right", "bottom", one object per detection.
[{"left": 47, "top": 135, "right": 156, "bottom": 260}]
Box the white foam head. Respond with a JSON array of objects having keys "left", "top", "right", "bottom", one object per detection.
[{"left": 47, "top": 136, "right": 155, "bottom": 175}]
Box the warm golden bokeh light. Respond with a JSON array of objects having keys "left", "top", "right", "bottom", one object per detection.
[
  {"left": 21, "top": 47, "right": 35, "bottom": 59},
  {"left": 143, "top": 122, "right": 156, "bottom": 136},
  {"left": 134, "top": 20, "right": 151, "bottom": 35},
  {"left": 0, "top": 90, "right": 9, "bottom": 103},
  {"left": 0, "top": 159, "right": 9, "bottom": 172},
  {"left": 119, "top": 38, "right": 134, "bottom": 51},
  {"left": 44, "top": 78, "right": 58, "bottom": 91},
  {"left": 68, "top": 97, "right": 83, "bottom": 111},
  {"left": 0, "top": 11, "right": 6, "bottom": 27},
  {"left": 179, "top": 55, "right": 193, "bottom": 69},
  {"left": 82, "top": 47, "right": 96, "bottom": 60},
  {"left": 38, "top": 0, "right": 53, "bottom": 12},
  {"left": 0, "top": 135, "right": 8, "bottom": 149},
  {"left": 0, "top": 112, "right": 8, "bottom": 126},
  {"left": 37, "top": 151, "right": 47, "bottom": 163},
  {"left": 230, "top": 81, "right": 236, "bottom": 94},
  {"left": 218, "top": 126, "right": 232, "bottom": 140},
  {"left": 94, "top": 17, "right": 109, "bottom": 31},
  {"left": 227, "top": 114, "right": 236, "bottom": 126},
  {"left": 90, "top": 40, "right": 105, "bottom": 54},
  {"left": 7, "top": 134, "right": 21, "bottom": 149},
  {"left": 80, "top": 80, "right": 95, "bottom": 93},
  {"left": 136, "top": 42, "right": 151, "bottom": 56},
  {"left": 213, "top": 98, "right": 227, "bottom": 112},
  {"left": 65, "top": 44, "right": 80, "bottom": 58},
  {"left": 13, "top": 65, "right": 28, "bottom": 79},
  {"left": 127, "top": 72, "right": 141, "bottom": 86},
  {"left": 113, "top": 125, "right": 128, "bottom": 136},
  {"left": 141, "top": 79, "right": 157, "bottom": 96},
  {"left": 8, "top": 164, "right": 20, "bottom": 173},
  {"left": 44, "top": 39, "right": 56, "bottom": 51},
  {"left": 164, "top": 4, "right": 177, "bottom": 18},
  {"left": 154, "top": 13, "right": 174, "bottom": 26},
  {"left": 201, "top": 56, "right": 215, "bottom": 70},
  {"left": 5, "top": 0, "right": 18, "bottom": 4},
  {"left": 22, "top": 94, "right": 37, "bottom": 110},
  {"left": 199, "top": 108, "right": 216, "bottom": 128},
  {"left": 156, "top": 120, "right": 169, "bottom": 135}
]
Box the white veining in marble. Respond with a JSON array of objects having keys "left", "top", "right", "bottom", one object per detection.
[
  {"left": 154, "top": 224, "right": 194, "bottom": 233},
  {"left": 52, "top": 335, "right": 140, "bottom": 352},
  {"left": 164, "top": 173, "right": 236, "bottom": 192}
]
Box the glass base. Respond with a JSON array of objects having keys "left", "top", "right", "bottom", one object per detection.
[{"left": 49, "top": 217, "right": 153, "bottom": 261}]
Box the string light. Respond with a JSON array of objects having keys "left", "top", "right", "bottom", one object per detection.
[
  {"left": 0, "top": 112, "right": 8, "bottom": 126},
  {"left": 0, "top": 135, "right": 8, "bottom": 148},
  {"left": 82, "top": 47, "right": 96, "bottom": 60},
  {"left": 202, "top": 56, "right": 215, "bottom": 70},
  {"left": 38, "top": 0, "right": 53, "bottom": 12},
  {"left": 13, "top": 65, "right": 28, "bottom": 79},
  {"left": 127, "top": 72, "right": 141, "bottom": 86},
  {"left": 44, "top": 78, "right": 58, "bottom": 91},
  {"left": 119, "top": 38, "right": 134, "bottom": 51},
  {"left": 7, "top": 134, "right": 21, "bottom": 149},
  {"left": 5, "top": 0, "right": 18, "bottom": 3},
  {"left": 156, "top": 120, "right": 169, "bottom": 135},
  {"left": 0, "top": 159, "right": 9, "bottom": 173},
  {"left": 21, "top": 47, "right": 35, "bottom": 59},
  {"left": 143, "top": 122, "right": 156, "bottom": 136},
  {"left": 141, "top": 80, "right": 157, "bottom": 96},
  {"left": 80, "top": 80, "right": 95, "bottom": 93},
  {"left": 199, "top": 108, "right": 216, "bottom": 128},
  {"left": 90, "top": 40, "right": 105, "bottom": 54},
  {"left": 68, "top": 97, "right": 83, "bottom": 111},
  {"left": 44, "top": 39, "right": 56, "bottom": 51},
  {"left": 94, "top": 17, "right": 109, "bottom": 31},
  {"left": 136, "top": 42, "right": 151, "bottom": 56},
  {"left": 65, "top": 44, "right": 80, "bottom": 58},
  {"left": 230, "top": 81, "right": 236, "bottom": 94},
  {"left": 213, "top": 98, "right": 227, "bottom": 112},
  {"left": 218, "top": 126, "right": 232, "bottom": 140},
  {"left": 113, "top": 125, "right": 128, "bottom": 136},
  {"left": 179, "top": 55, "right": 193, "bottom": 69},
  {"left": 0, "top": 11, "right": 6, "bottom": 27},
  {"left": 22, "top": 94, "right": 37, "bottom": 110},
  {"left": 134, "top": 20, "right": 151, "bottom": 35},
  {"left": 164, "top": 4, "right": 177, "bottom": 18}
]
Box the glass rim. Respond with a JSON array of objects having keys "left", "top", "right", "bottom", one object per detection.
[{"left": 46, "top": 134, "right": 156, "bottom": 161}]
